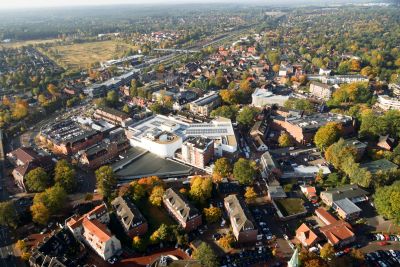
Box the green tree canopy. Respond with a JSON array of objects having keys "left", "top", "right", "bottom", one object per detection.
[
  {"left": 0, "top": 201, "right": 18, "bottom": 228},
  {"left": 212, "top": 157, "right": 232, "bottom": 182},
  {"left": 26, "top": 167, "right": 52, "bottom": 192},
  {"left": 95, "top": 165, "right": 117, "bottom": 200},
  {"left": 236, "top": 106, "right": 258, "bottom": 127},
  {"left": 374, "top": 181, "right": 400, "bottom": 223},
  {"left": 314, "top": 122, "right": 342, "bottom": 151},
  {"left": 193, "top": 242, "right": 219, "bottom": 267},
  {"left": 54, "top": 159, "right": 76, "bottom": 193},
  {"left": 233, "top": 158, "right": 257, "bottom": 185}
]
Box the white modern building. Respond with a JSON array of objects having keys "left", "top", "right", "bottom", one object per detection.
[
  {"left": 125, "top": 115, "right": 237, "bottom": 158},
  {"left": 309, "top": 81, "right": 334, "bottom": 100},
  {"left": 321, "top": 75, "right": 368, "bottom": 85},
  {"left": 251, "top": 88, "right": 290, "bottom": 107},
  {"left": 377, "top": 95, "right": 400, "bottom": 110},
  {"left": 66, "top": 204, "right": 122, "bottom": 260}
]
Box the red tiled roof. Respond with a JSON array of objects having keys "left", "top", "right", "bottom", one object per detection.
[
  {"left": 320, "top": 220, "right": 354, "bottom": 246},
  {"left": 296, "top": 223, "right": 318, "bottom": 247},
  {"left": 315, "top": 208, "right": 337, "bottom": 225},
  {"left": 82, "top": 218, "right": 112, "bottom": 243},
  {"left": 10, "top": 147, "right": 39, "bottom": 165},
  {"left": 66, "top": 204, "right": 107, "bottom": 229}
]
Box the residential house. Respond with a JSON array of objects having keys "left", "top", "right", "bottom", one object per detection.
[
  {"left": 224, "top": 194, "right": 258, "bottom": 243},
  {"left": 377, "top": 95, "right": 400, "bottom": 110},
  {"left": 7, "top": 147, "right": 54, "bottom": 191},
  {"left": 66, "top": 204, "right": 121, "bottom": 260},
  {"left": 189, "top": 91, "right": 221, "bottom": 117},
  {"left": 320, "top": 184, "right": 369, "bottom": 207},
  {"left": 316, "top": 208, "right": 355, "bottom": 246},
  {"left": 295, "top": 223, "right": 318, "bottom": 247},
  {"left": 111, "top": 196, "right": 148, "bottom": 237},
  {"left": 309, "top": 81, "right": 334, "bottom": 100},
  {"left": 300, "top": 185, "right": 318, "bottom": 203},
  {"left": 163, "top": 188, "right": 202, "bottom": 232}
]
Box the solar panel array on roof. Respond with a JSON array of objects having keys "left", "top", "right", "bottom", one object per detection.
[
  {"left": 151, "top": 121, "right": 161, "bottom": 126},
  {"left": 138, "top": 126, "right": 150, "bottom": 132},
  {"left": 186, "top": 128, "right": 228, "bottom": 135}
]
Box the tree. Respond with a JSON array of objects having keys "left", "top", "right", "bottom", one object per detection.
[
  {"left": 0, "top": 201, "right": 18, "bottom": 228},
  {"left": 374, "top": 181, "right": 400, "bottom": 223},
  {"left": 122, "top": 104, "right": 130, "bottom": 114},
  {"left": 236, "top": 106, "right": 258, "bottom": 127},
  {"left": 47, "top": 84, "right": 59, "bottom": 98},
  {"left": 34, "top": 185, "right": 67, "bottom": 214},
  {"left": 11, "top": 98, "right": 28, "bottom": 120},
  {"left": 210, "top": 105, "right": 238, "bottom": 120},
  {"left": 325, "top": 139, "right": 357, "bottom": 170},
  {"left": 132, "top": 236, "right": 145, "bottom": 252},
  {"left": 244, "top": 187, "right": 257, "bottom": 203},
  {"left": 233, "top": 158, "right": 256, "bottom": 185},
  {"left": 203, "top": 206, "right": 222, "bottom": 224},
  {"left": 218, "top": 232, "right": 235, "bottom": 249},
  {"left": 314, "top": 122, "right": 342, "bottom": 151},
  {"left": 30, "top": 202, "right": 50, "bottom": 225},
  {"left": 284, "top": 99, "right": 314, "bottom": 112},
  {"left": 189, "top": 176, "right": 213, "bottom": 203},
  {"left": 239, "top": 80, "right": 252, "bottom": 93},
  {"left": 193, "top": 242, "right": 219, "bottom": 267},
  {"left": 26, "top": 167, "right": 52, "bottom": 192},
  {"left": 16, "top": 240, "right": 28, "bottom": 253},
  {"left": 272, "top": 64, "right": 280, "bottom": 73},
  {"left": 106, "top": 90, "right": 118, "bottom": 106},
  {"left": 213, "top": 157, "right": 232, "bottom": 182},
  {"left": 54, "top": 159, "right": 76, "bottom": 193},
  {"left": 220, "top": 89, "right": 240, "bottom": 105},
  {"left": 150, "top": 224, "right": 169, "bottom": 243},
  {"left": 278, "top": 132, "right": 292, "bottom": 147},
  {"left": 128, "top": 181, "right": 146, "bottom": 202},
  {"left": 149, "top": 185, "right": 164, "bottom": 206},
  {"left": 320, "top": 243, "right": 335, "bottom": 260},
  {"left": 95, "top": 165, "right": 117, "bottom": 200}
]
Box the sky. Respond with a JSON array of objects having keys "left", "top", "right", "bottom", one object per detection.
[
  {"left": 0, "top": 0, "right": 244, "bottom": 9},
  {"left": 0, "top": 0, "right": 339, "bottom": 10}
]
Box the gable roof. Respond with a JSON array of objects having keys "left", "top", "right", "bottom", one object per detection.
[
  {"left": 320, "top": 184, "right": 368, "bottom": 203},
  {"left": 163, "top": 188, "right": 199, "bottom": 223},
  {"left": 82, "top": 218, "right": 112, "bottom": 243},
  {"left": 315, "top": 208, "right": 337, "bottom": 225},
  {"left": 319, "top": 220, "right": 354, "bottom": 246},
  {"left": 224, "top": 194, "right": 255, "bottom": 232},
  {"left": 111, "top": 196, "right": 146, "bottom": 231},
  {"left": 66, "top": 203, "right": 108, "bottom": 230},
  {"left": 8, "top": 147, "right": 39, "bottom": 165},
  {"left": 296, "top": 223, "right": 318, "bottom": 246}
]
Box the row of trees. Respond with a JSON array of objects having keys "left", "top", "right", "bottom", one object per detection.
[
  {"left": 26, "top": 159, "right": 76, "bottom": 193},
  {"left": 213, "top": 157, "right": 257, "bottom": 185}
]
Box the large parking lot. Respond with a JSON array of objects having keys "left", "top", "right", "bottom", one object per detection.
[{"left": 365, "top": 250, "right": 400, "bottom": 267}]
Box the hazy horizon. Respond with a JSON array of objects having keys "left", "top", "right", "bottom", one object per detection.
[{"left": 0, "top": 0, "right": 378, "bottom": 10}]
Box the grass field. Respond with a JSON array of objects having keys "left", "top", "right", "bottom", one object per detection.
[
  {"left": 39, "top": 40, "right": 138, "bottom": 70},
  {"left": 1, "top": 39, "right": 61, "bottom": 48},
  {"left": 275, "top": 198, "right": 306, "bottom": 217},
  {"left": 138, "top": 199, "right": 175, "bottom": 232}
]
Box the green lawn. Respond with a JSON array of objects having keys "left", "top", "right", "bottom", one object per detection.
[
  {"left": 275, "top": 198, "right": 306, "bottom": 217},
  {"left": 138, "top": 199, "right": 175, "bottom": 232}
]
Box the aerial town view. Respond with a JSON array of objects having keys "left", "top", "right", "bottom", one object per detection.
[{"left": 0, "top": 0, "right": 400, "bottom": 266}]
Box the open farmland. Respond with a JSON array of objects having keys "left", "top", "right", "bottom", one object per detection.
[
  {"left": 39, "top": 40, "right": 138, "bottom": 70},
  {"left": 0, "top": 38, "right": 61, "bottom": 48}
]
